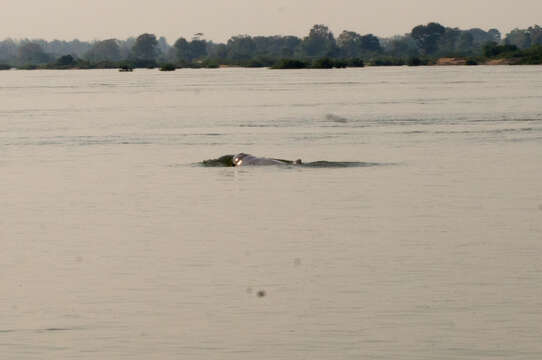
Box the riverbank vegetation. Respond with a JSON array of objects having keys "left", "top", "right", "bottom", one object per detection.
[{"left": 1, "top": 24, "right": 541, "bottom": 70}]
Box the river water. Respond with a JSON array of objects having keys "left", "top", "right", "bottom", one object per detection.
[{"left": 1, "top": 66, "right": 542, "bottom": 359}]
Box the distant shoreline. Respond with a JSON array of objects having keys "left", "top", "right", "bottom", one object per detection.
[
  {"left": 1, "top": 57, "right": 537, "bottom": 72},
  {"left": 2, "top": 23, "right": 541, "bottom": 70}
]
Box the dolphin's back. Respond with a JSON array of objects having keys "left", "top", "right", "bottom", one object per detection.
[{"left": 237, "top": 154, "right": 285, "bottom": 166}]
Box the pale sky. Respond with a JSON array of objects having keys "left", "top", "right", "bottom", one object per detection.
[{"left": 2, "top": 0, "right": 541, "bottom": 43}]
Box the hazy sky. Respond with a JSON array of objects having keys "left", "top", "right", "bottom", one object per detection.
[{"left": 2, "top": 0, "right": 541, "bottom": 43}]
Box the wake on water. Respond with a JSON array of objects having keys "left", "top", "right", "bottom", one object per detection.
[{"left": 200, "top": 154, "right": 382, "bottom": 168}]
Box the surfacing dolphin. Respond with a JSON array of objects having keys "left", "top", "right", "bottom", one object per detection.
[
  {"left": 232, "top": 153, "right": 302, "bottom": 166},
  {"left": 200, "top": 154, "right": 381, "bottom": 168}
]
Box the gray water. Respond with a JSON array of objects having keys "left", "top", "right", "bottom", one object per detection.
[{"left": 1, "top": 66, "right": 542, "bottom": 359}]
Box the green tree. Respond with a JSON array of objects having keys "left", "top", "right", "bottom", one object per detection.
[
  {"left": 17, "top": 42, "right": 50, "bottom": 65},
  {"left": 456, "top": 32, "right": 474, "bottom": 54},
  {"left": 173, "top": 36, "right": 208, "bottom": 62},
  {"left": 56, "top": 54, "right": 77, "bottom": 66},
  {"left": 528, "top": 25, "right": 542, "bottom": 46},
  {"left": 0, "top": 39, "right": 18, "bottom": 64},
  {"left": 337, "top": 31, "right": 361, "bottom": 57},
  {"left": 385, "top": 35, "right": 419, "bottom": 57},
  {"left": 505, "top": 29, "right": 531, "bottom": 49},
  {"left": 207, "top": 43, "right": 228, "bottom": 60},
  {"left": 360, "top": 34, "right": 381, "bottom": 52},
  {"left": 411, "top": 22, "right": 446, "bottom": 55},
  {"left": 189, "top": 38, "right": 208, "bottom": 60},
  {"left": 488, "top": 29, "right": 502, "bottom": 43},
  {"left": 85, "top": 39, "right": 121, "bottom": 62},
  {"left": 173, "top": 37, "right": 191, "bottom": 62},
  {"left": 337, "top": 31, "right": 381, "bottom": 57},
  {"left": 483, "top": 42, "right": 518, "bottom": 57},
  {"left": 250, "top": 35, "right": 301, "bottom": 58},
  {"left": 132, "top": 33, "right": 159, "bottom": 60},
  {"left": 279, "top": 36, "right": 302, "bottom": 57},
  {"left": 226, "top": 35, "right": 256, "bottom": 61},
  {"left": 157, "top": 36, "right": 170, "bottom": 57},
  {"left": 301, "top": 24, "right": 338, "bottom": 58},
  {"left": 438, "top": 27, "right": 461, "bottom": 55},
  {"left": 119, "top": 37, "right": 136, "bottom": 59}
]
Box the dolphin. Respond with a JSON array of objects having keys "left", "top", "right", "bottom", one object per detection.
[{"left": 232, "top": 153, "right": 302, "bottom": 166}]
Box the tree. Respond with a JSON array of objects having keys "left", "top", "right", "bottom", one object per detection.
[
  {"left": 337, "top": 31, "right": 361, "bottom": 57},
  {"left": 157, "top": 36, "right": 170, "bottom": 57},
  {"left": 483, "top": 42, "right": 518, "bottom": 57},
  {"left": 360, "top": 34, "right": 381, "bottom": 52},
  {"left": 505, "top": 28, "right": 531, "bottom": 49},
  {"left": 528, "top": 25, "right": 542, "bottom": 46},
  {"left": 488, "top": 29, "right": 502, "bottom": 43},
  {"left": 464, "top": 28, "right": 501, "bottom": 48},
  {"left": 85, "top": 39, "right": 121, "bottom": 62},
  {"left": 45, "top": 39, "right": 90, "bottom": 58},
  {"left": 385, "top": 35, "right": 419, "bottom": 57},
  {"left": 132, "top": 33, "right": 159, "bottom": 60},
  {"left": 337, "top": 31, "right": 381, "bottom": 57},
  {"left": 301, "top": 24, "right": 338, "bottom": 58},
  {"left": 456, "top": 32, "right": 474, "bottom": 54},
  {"left": 119, "top": 37, "right": 136, "bottom": 59},
  {"left": 227, "top": 35, "right": 256, "bottom": 61},
  {"left": 248, "top": 35, "right": 301, "bottom": 58},
  {"left": 411, "top": 22, "right": 446, "bottom": 55},
  {"left": 17, "top": 42, "right": 50, "bottom": 65},
  {"left": 173, "top": 37, "right": 191, "bottom": 62},
  {"left": 438, "top": 27, "right": 461, "bottom": 55},
  {"left": 207, "top": 43, "right": 228, "bottom": 60},
  {"left": 190, "top": 38, "right": 208, "bottom": 60},
  {"left": 279, "top": 36, "right": 302, "bottom": 57},
  {"left": 0, "top": 39, "right": 18, "bottom": 64},
  {"left": 172, "top": 36, "right": 208, "bottom": 62},
  {"left": 56, "top": 54, "right": 77, "bottom": 66}
]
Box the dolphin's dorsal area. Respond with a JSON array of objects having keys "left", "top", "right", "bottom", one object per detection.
[
  {"left": 233, "top": 153, "right": 290, "bottom": 166},
  {"left": 201, "top": 154, "right": 379, "bottom": 168}
]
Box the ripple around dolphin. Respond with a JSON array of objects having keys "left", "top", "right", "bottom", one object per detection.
[{"left": 200, "top": 155, "right": 383, "bottom": 168}]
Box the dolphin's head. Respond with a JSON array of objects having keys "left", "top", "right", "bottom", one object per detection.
[{"left": 232, "top": 153, "right": 250, "bottom": 166}]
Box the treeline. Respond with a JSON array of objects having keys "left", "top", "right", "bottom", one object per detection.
[{"left": 1, "top": 23, "right": 541, "bottom": 69}]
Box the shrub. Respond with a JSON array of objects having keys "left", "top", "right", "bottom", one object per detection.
[
  {"left": 347, "top": 58, "right": 364, "bottom": 67},
  {"left": 119, "top": 63, "right": 134, "bottom": 72},
  {"left": 56, "top": 55, "right": 77, "bottom": 66},
  {"left": 370, "top": 57, "right": 405, "bottom": 66},
  {"left": 407, "top": 57, "right": 422, "bottom": 66},
  {"left": 271, "top": 59, "right": 308, "bottom": 69},
  {"left": 483, "top": 42, "right": 519, "bottom": 58},
  {"left": 159, "top": 63, "right": 176, "bottom": 71},
  {"left": 201, "top": 60, "right": 219, "bottom": 68},
  {"left": 132, "top": 59, "right": 157, "bottom": 68},
  {"left": 17, "top": 64, "right": 39, "bottom": 70},
  {"left": 312, "top": 57, "right": 334, "bottom": 68},
  {"left": 333, "top": 59, "right": 348, "bottom": 68},
  {"left": 517, "top": 45, "right": 542, "bottom": 64}
]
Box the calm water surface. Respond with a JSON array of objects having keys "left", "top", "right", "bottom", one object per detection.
[{"left": 1, "top": 67, "right": 542, "bottom": 359}]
